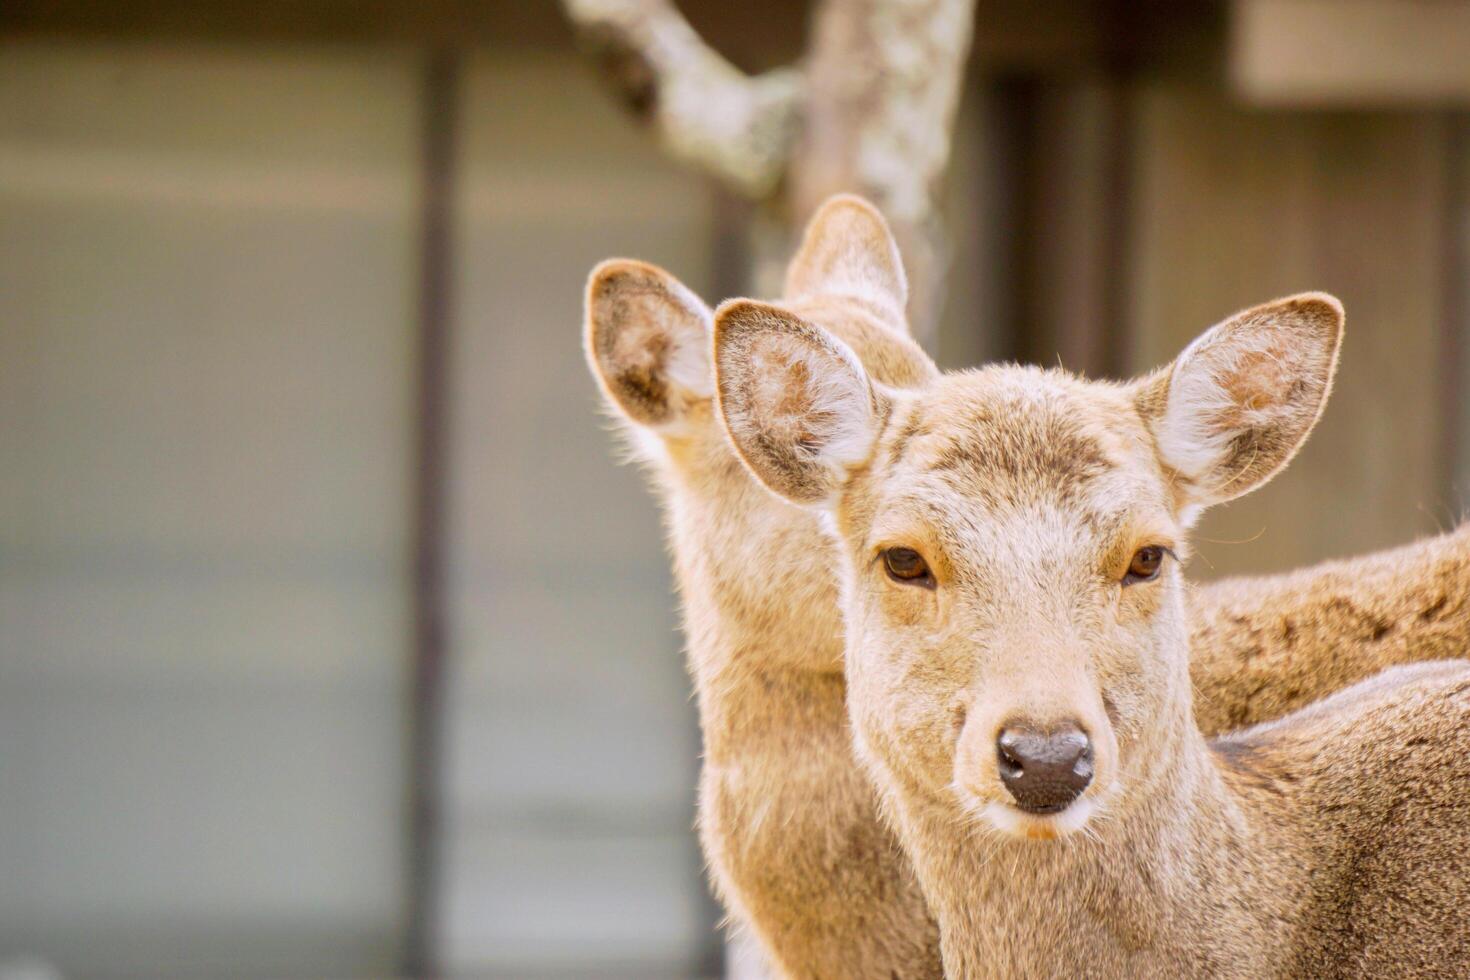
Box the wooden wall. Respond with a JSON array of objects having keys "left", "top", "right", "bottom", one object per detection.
[
  {"left": 968, "top": 71, "right": 1467, "bottom": 579},
  {"left": 1126, "top": 88, "right": 1458, "bottom": 577}
]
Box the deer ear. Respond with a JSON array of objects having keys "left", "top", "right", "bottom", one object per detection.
[
  {"left": 585, "top": 259, "right": 713, "bottom": 429},
  {"left": 783, "top": 194, "right": 908, "bottom": 326},
  {"left": 714, "top": 299, "right": 886, "bottom": 505},
  {"left": 1136, "top": 292, "right": 1344, "bottom": 523}
]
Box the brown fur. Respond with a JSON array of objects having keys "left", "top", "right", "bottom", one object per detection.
[
  {"left": 714, "top": 279, "right": 1470, "bottom": 977},
  {"left": 588, "top": 198, "right": 944, "bottom": 979},
  {"left": 1192, "top": 528, "right": 1470, "bottom": 733},
  {"left": 592, "top": 196, "right": 1470, "bottom": 977}
]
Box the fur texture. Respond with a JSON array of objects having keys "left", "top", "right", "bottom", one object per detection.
[
  {"left": 1140, "top": 293, "right": 1342, "bottom": 523},
  {"left": 1191, "top": 527, "right": 1470, "bottom": 732},
  {"left": 714, "top": 282, "right": 1470, "bottom": 977}
]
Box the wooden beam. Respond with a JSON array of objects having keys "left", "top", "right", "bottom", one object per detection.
[
  {"left": 402, "top": 47, "right": 459, "bottom": 980},
  {"left": 1003, "top": 77, "right": 1135, "bottom": 378},
  {"left": 0, "top": 0, "right": 1222, "bottom": 74},
  {"left": 1233, "top": 0, "right": 1470, "bottom": 106},
  {"left": 1445, "top": 113, "right": 1470, "bottom": 497}
]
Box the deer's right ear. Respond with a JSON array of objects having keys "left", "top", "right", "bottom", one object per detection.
[
  {"left": 585, "top": 259, "right": 713, "bottom": 429},
  {"left": 714, "top": 299, "right": 886, "bottom": 505}
]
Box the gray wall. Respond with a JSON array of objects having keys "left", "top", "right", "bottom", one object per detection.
[
  {"left": 0, "top": 43, "right": 418, "bottom": 977},
  {"left": 440, "top": 53, "right": 712, "bottom": 975},
  {"left": 0, "top": 41, "right": 713, "bottom": 978}
]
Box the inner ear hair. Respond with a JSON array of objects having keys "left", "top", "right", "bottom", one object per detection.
[
  {"left": 714, "top": 299, "right": 885, "bottom": 505},
  {"left": 1142, "top": 292, "right": 1343, "bottom": 516},
  {"left": 585, "top": 259, "right": 713, "bottom": 429}
]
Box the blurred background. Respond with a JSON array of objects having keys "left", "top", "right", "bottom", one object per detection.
[{"left": 2, "top": 1, "right": 1468, "bottom": 977}]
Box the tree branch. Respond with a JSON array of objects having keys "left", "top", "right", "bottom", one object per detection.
[
  {"left": 564, "top": 0, "right": 803, "bottom": 198},
  {"left": 790, "top": 0, "right": 979, "bottom": 340}
]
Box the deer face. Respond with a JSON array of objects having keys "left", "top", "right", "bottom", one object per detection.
[{"left": 715, "top": 294, "right": 1342, "bottom": 840}]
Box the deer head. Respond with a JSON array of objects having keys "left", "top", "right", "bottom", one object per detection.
[{"left": 714, "top": 288, "right": 1343, "bottom": 839}]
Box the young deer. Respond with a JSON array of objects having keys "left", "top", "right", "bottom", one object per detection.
[
  {"left": 586, "top": 198, "right": 944, "bottom": 979},
  {"left": 714, "top": 284, "right": 1470, "bottom": 976},
  {"left": 589, "top": 196, "right": 1470, "bottom": 977}
]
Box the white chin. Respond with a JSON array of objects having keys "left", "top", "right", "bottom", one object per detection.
[{"left": 983, "top": 798, "right": 1094, "bottom": 840}]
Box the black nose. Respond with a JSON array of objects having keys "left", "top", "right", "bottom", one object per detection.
[{"left": 996, "top": 722, "right": 1094, "bottom": 813}]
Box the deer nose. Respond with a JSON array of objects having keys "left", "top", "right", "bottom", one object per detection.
[{"left": 996, "top": 723, "right": 1094, "bottom": 813}]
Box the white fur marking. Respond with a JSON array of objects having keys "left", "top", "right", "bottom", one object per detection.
[
  {"left": 662, "top": 277, "right": 715, "bottom": 397},
  {"left": 981, "top": 798, "right": 1096, "bottom": 840},
  {"left": 1154, "top": 329, "right": 1237, "bottom": 481}
]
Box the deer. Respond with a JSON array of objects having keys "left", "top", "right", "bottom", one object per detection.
[
  {"left": 586, "top": 194, "right": 1470, "bottom": 978},
  {"left": 586, "top": 199, "right": 944, "bottom": 979},
  {"left": 713, "top": 274, "right": 1470, "bottom": 976}
]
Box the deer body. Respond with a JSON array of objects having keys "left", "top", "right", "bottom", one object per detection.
[
  {"left": 899, "top": 659, "right": 1470, "bottom": 978},
  {"left": 713, "top": 258, "right": 1470, "bottom": 976},
  {"left": 1191, "top": 534, "right": 1470, "bottom": 732}
]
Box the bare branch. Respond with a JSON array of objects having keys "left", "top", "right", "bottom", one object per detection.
[{"left": 564, "top": 0, "right": 803, "bottom": 198}]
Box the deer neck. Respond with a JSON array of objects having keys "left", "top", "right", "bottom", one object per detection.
[
  {"left": 659, "top": 440, "right": 848, "bottom": 766},
  {"left": 902, "top": 685, "right": 1293, "bottom": 977}
]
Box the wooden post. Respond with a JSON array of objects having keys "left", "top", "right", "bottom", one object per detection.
[{"left": 403, "top": 47, "right": 459, "bottom": 980}]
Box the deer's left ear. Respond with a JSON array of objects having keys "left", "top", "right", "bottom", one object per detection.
[
  {"left": 783, "top": 194, "right": 908, "bottom": 327},
  {"left": 1136, "top": 292, "right": 1344, "bottom": 523},
  {"left": 584, "top": 259, "right": 713, "bottom": 430},
  {"left": 714, "top": 298, "right": 887, "bottom": 506}
]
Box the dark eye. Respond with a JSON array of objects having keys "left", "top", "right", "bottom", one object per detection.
[
  {"left": 882, "top": 547, "right": 936, "bottom": 589},
  {"left": 1122, "top": 546, "right": 1166, "bottom": 585}
]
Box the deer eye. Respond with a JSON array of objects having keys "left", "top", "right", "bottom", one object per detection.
[
  {"left": 882, "top": 547, "right": 936, "bottom": 589},
  {"left": 1122, "top": 546, "right": 1166, "bottom": 585}
]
